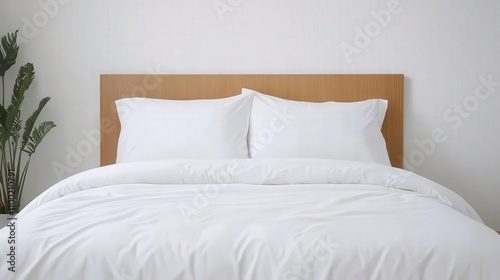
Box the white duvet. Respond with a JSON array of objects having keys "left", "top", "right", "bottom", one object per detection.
[{"left": 1, "top": 159, "right": 499, "bottom": 280}]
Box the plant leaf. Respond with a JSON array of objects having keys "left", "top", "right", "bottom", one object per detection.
[
  {"left": 0, "top": 31, "right": 19, "bottom": 77},
  {"left": 21, "top": 97, "right": 50, "bottom": 151},
  {"left": 4, "top": 63, "right": 35, "bottom": 139},
  {"left": 0, "top": 104, "right": 7, "bottom": 127},
  {"left": 0, "top": 103, "right": 8, "bottom": 139},
  {"left": 11, "top": 63, "right": 35, "bottom": 106},
  {"left": 0, "top": 47, "right": 4, "bottom": 74},
  {"left": 23, "top": 121, "right": 56, "bottom": 155}
]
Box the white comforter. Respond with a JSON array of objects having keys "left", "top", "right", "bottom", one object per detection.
[{"left": 1, "top": 159, "right": 499, "bottom": 280}]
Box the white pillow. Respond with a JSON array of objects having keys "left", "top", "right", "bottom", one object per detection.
[
  {"left": 115, "top": 94, "right": 252, "bottom": 163},
  {"left": 242, "top": 88, "right": 391, "bottom": 165}
]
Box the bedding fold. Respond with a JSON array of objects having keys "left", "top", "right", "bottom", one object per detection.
[
  {"left": 1, "top": 159, "right": 498, "bottom": 280},
  {"left": 20, "top": 159, "right": 482, "bottom": 222}
]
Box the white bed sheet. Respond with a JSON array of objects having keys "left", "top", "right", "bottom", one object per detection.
[{"left": 1, "top": 159, "right": 499, "bottom": 279}]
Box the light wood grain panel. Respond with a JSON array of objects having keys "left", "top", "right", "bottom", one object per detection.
[{"left": 100, "top": 74, "right": 404, "bottom": 167}]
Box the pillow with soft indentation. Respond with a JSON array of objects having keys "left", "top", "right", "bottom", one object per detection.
[
  {"left": 115, "top": 94, "right": 253, "bottom": 163},
  {"left": 242, "top": 88, "right": 390, "bottom": 166}
]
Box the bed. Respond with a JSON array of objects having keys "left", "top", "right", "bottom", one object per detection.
[{"left": 1, "top": 74, "right": 499, "bottom": 280}]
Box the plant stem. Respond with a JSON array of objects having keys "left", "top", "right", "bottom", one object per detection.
[
  {"left": 17, "top": 156, "right": 31, "bottom": 209},
  {"left": 15, "top": 140, "right": 25, "bottom": 211},
  {"left": 0, "top": 142, "right": 9, "bottom": 212},
  {"left": 2, "top": 76, "right": 4, "bottom": 107},
  {"left": 0, "top": 74, "right": 4, "bottom": 211}
]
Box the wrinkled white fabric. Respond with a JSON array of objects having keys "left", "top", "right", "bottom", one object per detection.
[{"left": 1, "top": 159, "right": 499, "bottom": 280}]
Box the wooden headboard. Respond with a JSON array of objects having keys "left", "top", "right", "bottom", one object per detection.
[{"left": 100, "top": 74, "right": 404, "bottom": 167}]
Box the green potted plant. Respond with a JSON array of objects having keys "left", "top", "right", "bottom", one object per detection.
[{"left": 0, "top": 30, "right": 56, "bottom": 215}]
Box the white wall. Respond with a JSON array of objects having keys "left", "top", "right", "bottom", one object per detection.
[{"left": 1, "top": 0, "right": 499, "bottom": 230}]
